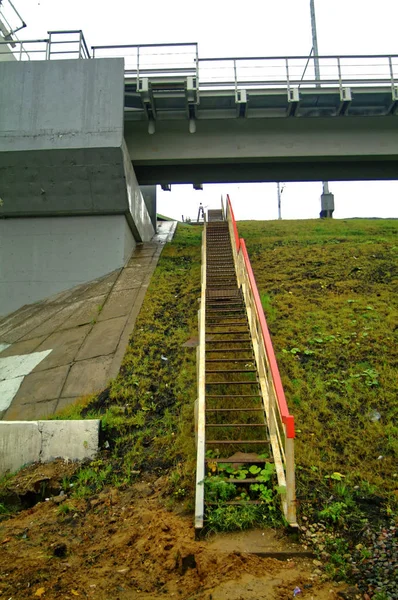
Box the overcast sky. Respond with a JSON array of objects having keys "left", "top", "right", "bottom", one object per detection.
[{"left": 11, "top": 0, "right": 398, "bottom": 220}]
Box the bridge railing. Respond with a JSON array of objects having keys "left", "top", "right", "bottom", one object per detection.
[
  {"left": 92, "top": 42, "right": 198, "bottom": 81},
  {"left": 2, "top": 31, "right": 397, "bottom": 93},
  {"left": 225, "top": 195, "right": 296, "bottom": 526},
  {"left": 199, "top": 54, "right": 398, "bottom": 91},
  {"left": 0, "top": 30, "right": 91, "bottom": 61}
]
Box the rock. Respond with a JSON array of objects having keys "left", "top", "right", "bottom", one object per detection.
[
  {"left": 132, "top": 483, "right": 153, "bottom": 498},
  {"left": 337, "top": 587, "right": 360, "bottom": 600},
  {"left": 51, "top": 495, "right": 66, "bottom": 505},
  {"left": 313, "top": 559, "right": 323, "bottom": 567}
]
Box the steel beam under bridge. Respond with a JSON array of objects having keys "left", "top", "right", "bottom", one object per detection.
[{"left": 125, "top": 116, "right": 398, "bottom": 185}]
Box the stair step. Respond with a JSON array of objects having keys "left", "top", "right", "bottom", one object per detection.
[
  {"left": 206, "top": 369, "right": 256, "bottom": 373},
  {"left": 206, "top": 397, "right": 261, "bottom": 402},
  {"left": 206, "top": 348, "right": 253, "bottom": 353},
  {"left": 206, "top": 381, "right": 259, "bottom": 386},
  {"left": 207, "top": 501, "right": 262, "bottom": 505},
  {"left": 206, "top": 359, "right": 254, "bottom": 363},
  {"left": 205, "top": 457, "right": 272, "bottom": 464},
  {"left": 206, "top": 408, "right": 263, "bottom": 412},
  {"left": 206, "top": 330, "right": 249, "bottom": 335},
  {"left": 206, "top": 440, "right": 269, "bottom": 445},
  {"left": 206, "top": 321, "right": 247, "bottom": 325},
  {"left": 206, "top": 423, "right": 266, "bottom": 427},
  {"left": 206, "top": 339, "right": 251, "bottom": 343}
]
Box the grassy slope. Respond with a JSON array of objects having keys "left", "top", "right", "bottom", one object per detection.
[
  {"left": 1, "top": 218, "right": 397, "bottom": 587},
  {"left": 239, "top": 219, "right": 397, "bottom": 520},
  {"left": 43, "top": 224, "right": 202, "bottom": 504}
]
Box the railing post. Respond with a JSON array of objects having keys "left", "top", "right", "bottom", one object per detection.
[
  {"left": 285, "top": 58, "right": 290, "bottom": 93},
  {"left": 78, "top": 30, "right": 83, "bottom": 59},
  {"left": 389, "top": 55, "right": 395, "bottom": 94},
  {"left": 285, "top": 432, "right": 296, "bottom": 525},
  {"left": 195, "top": 220, "right": 207, "bottom": 532},
  {"left": 337, "top": 56, "right": 342, "bottom": 93}
]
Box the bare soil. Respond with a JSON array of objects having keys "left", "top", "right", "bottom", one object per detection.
[{"left": 0, "top": 461, "right": 349, "bottom": 600}]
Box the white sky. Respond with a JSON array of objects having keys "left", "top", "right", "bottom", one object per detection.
[{"left": 12, "top": 0, "right": 398, "bottom": 220}]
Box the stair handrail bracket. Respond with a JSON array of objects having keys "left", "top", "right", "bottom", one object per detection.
[
  {"left": 225, "top": 195, "right": 297, "bottom": 527},
  {"left": 195, "top": 214, "right": 207, "bottom": 532}
]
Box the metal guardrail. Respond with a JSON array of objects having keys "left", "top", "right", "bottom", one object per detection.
[
  {"left": 0, "top": 30, "right": 90, "bottom": 61},
  {"left": 1, "top": 30, "right": 397, "bottom": 92},
  {"left": 195, "top": 215, "right": 207, "bottom": 531},
  {"left": 198, "top": 54, "right": 398, "bottom": 91},
  {"left": 93, "top": 42, "right": 198, "bottom": 82},
  {"left": 225, "top": 195, "right": 296, "bottom": 526}
]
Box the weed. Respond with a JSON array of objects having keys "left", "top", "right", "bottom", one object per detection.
[{"left": 57, "top": 503, "right": 72, "bottom": 516}]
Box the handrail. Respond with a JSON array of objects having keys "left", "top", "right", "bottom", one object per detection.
[
  {"left": 195, "top": 214, "right": 207, "bottom": 531},
  {"left": 227, "top": 195, "right": 240, "bottom": 254},
  {"left": 225, "top": 195, "right": 296, "bottom": 525},
  {"left": 239, "top": 239, "right": 295, "bottom": 437},
  {"left": 2, "top": 31, "right": 397, "bottom": 95}
]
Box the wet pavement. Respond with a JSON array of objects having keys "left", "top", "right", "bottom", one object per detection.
[{"left": 0, "top": 221, "right": 176, "bottom": 420}]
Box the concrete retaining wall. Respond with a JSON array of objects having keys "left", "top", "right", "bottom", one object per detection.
[
  {"left": 0, "top": 58, "right": 124, "bottom": 151},
  {"left": 0, "top": 58, "right": 155, "bottom": 315},
  {"left": 0, "top": 58, "right": 155, "bottom": 237},
  {"left": 0, "top": 420, "right": 100, "bottom": 475},
  {"left": 0, "top": 215, "right": 135, "bottom": 315}
]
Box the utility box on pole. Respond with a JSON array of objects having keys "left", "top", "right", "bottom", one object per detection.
[{"left": 320, "top": 191, "right": 335, "bottom": 218}]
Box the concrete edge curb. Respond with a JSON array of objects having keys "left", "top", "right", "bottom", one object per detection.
[{"left": 0, "top": 419, "right": 100, "bottom": 476}]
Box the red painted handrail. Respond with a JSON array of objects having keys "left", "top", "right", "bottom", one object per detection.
[
  {"left": 226, "top": 194, "right": 240, "bottom": 252},
  {"left": 226, "top": 197, "right": 295, "bottom": 439}
]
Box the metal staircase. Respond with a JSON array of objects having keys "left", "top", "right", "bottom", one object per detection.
[{"left": 195, "top": 199, "right": 296, "bottom": 534}]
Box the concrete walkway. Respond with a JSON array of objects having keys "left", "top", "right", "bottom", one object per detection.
[{"left": 0, "top": 222, "right": 176, "bottom": 421}]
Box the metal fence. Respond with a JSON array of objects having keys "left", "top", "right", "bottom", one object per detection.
[
  {"left": 0, "top": 30, "right": 90, "bottom": 61},
  {"left": 1, "top": 30, "right": 397, "bottom": 92}
]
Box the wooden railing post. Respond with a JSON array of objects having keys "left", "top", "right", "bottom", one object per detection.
[
  {"left": 285, "top": 432, "right": 296, "bottom": 524},
  {"left": 195, "top": 221, "right": 207, "bottom": 531}
]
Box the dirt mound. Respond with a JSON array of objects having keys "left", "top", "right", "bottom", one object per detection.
[{"left": 0, "top": 468, "right": 348, "bottom": 599}]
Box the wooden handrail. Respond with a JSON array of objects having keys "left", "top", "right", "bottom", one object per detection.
[
  {"left": 239, "top": 240, "right": 295, "bottom": 438},
  {"left": 226, "top": 196, "right": 294, "bottom": 437},
  {"left": 225, "top": 195, "right": 296, "bottom": 525},
  {"left": 226, "top": 194, "right": 240, "bottom": 252}
]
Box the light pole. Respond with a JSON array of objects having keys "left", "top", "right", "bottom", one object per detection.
[
  {"left": 309, "top": 0, "right": 335, "bottom": 217},
  {"left": 277, "top": 182, "right": 285, "bottom": 220}
]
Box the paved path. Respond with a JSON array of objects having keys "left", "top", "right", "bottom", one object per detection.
[{"left": 0, "top": 222, "right": 176, "bottom": 420}]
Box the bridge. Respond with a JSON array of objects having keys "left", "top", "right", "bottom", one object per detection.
[
  {"left": 1, "top": 29, "right": 398, "bottom": 313},
  {"left": 1, "top": 31, "right": 398, "bottom": 185}
]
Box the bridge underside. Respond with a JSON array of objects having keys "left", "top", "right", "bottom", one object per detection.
[
  {"left": 133, "top": 157, "right": 398, "bottom": 185},
  {"left": 125, "top": 116, "right": 398, "bottom": 185}
]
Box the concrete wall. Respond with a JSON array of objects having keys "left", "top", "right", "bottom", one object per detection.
[
  {"left": 122, "top": 141, "right": 155, "bottom": 242},
  {"left": 0, "top": 58, "right": 124, "bottom": 151},
  {"left": 0, "top": 420, "right": 100, "bottom": 476},
  {"left": 0, "top": 215, "right": 135, "bottom": 316},
  {"left": 140, "top": 185, "right": 157, "bottom": 230},
  {"left": 125, "top": 117, "right": 398, "bottom": 183},
  {"left": 0, "top": 58, "right": 154, "bottom": 238}
]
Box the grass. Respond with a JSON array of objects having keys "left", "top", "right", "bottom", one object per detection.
[
  {"left": 46, "top": 224, "right": 202, "bottom": 504},
  {"left": 1, "top": 217, "right": 396, "bottom": 585},
  {"left": 239, "top": 218, "right": 397, "bottom": 525}
]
